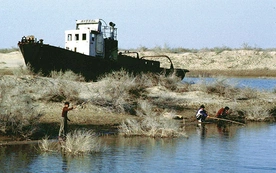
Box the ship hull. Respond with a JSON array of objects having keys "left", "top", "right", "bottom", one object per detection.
[
  {"left": 18, "top": 42, "right": 125, "bottom": 81},
  {"left": 18, "top": 42, "right": 188, "bottom": 81}
]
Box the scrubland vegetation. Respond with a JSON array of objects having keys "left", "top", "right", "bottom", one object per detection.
[
  {"left": 0, "top": 47, "right": 19, "bottom": 54},
  {"left": 1, "top": 45, "right": 276, "bottom": 144},
  {"left": 1, "top": 66, "right": 275, "bottom": 143},
  {"left": 125, "top": 43, "right": 276, "bottom": 54}
]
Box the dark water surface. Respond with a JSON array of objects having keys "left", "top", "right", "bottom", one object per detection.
[{"left": 1, "top": 123, "right": 275, "bottom": 173}]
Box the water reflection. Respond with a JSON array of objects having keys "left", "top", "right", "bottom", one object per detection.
[
  {"left": 0, "top": 144, "right": 37, "bottom": 172},
  {"left": 0, "top": 123, "right": 275, "bottom": 172},
  {"left": 62, "top": 154, "right": 69, "bottom": 172},
  {"left": 217, "top": 123, "right": 230, "bottom": 138},
  {"left": 196, "top": 124, "right": 207, "bottom": 139},
  {"left": 195, "top": 123, "right": 235, "bottom": 140}
]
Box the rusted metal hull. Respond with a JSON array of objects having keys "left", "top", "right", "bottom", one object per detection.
[{"left": 18, "top": 41, "right": 188, "bottom": 81}]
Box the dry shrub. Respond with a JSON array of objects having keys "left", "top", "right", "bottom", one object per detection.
[
  {"left": 94, "top": 70, "right": 185, "bottom": 114},
  {"left": 38, "top": 136, "right": 58, "bottom": 152},
  {"left": 119, "top": 119, "right": 145, "bottom": 136},
  {"left": 43, "top": 80, "right": 80, "bottom": 102},
  {"left": 235, "top": 87, "right": 259, "bottom": 100},
  {"left": 39, "top": 130, "right": 103, "bottom": 155},
  {"left": 243, "top": 102, "right": 270, "bottom": 121},
  {"left": 204, "top": 78, "right": 237, "bottom": 97},
  {"left": 119, "top": 114, "right": 186, "bottom": 138},
  {"left": 194, "top": 77, "right": 260, "bottom": 100},
  {"left": 158, "top": 74, "right": 181, "bottom": 91},
  {"left": 61, "top": 130, "right": 102, "bottom": 155},
  {"left": 12, "top": 65, "right": 34, "bottom": 77},
  {"left": 119, "top": 101, "right": 186, "bottom": 138},
  {"left": 50, "top": 70, "right": 85, "bottom": 82},
  {"left": 95, "top": 70, "right": 137, "bottom": 113},
  {"left": 0, "top": 76, "right": 41, "bottom": 138}
]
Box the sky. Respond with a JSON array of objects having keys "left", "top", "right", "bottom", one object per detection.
[{"left": 1, "top": 0, "right": 276, "bottom": 49}]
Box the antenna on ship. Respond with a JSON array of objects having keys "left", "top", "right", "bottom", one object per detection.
[{"left": 109, "top": 22, "right": 116, "bottom": 39}]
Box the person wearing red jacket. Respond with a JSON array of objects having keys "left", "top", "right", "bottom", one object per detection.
[
  {"left": 216, "top": 106, "right": 230, "bottom": 118},
  {"left": 59, "top": 102, "right": 76, "bottom": 139}
]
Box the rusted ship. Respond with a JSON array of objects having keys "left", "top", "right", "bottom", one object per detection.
[{"left": 18, "top": 19, "right": 189, "bottom": 81}]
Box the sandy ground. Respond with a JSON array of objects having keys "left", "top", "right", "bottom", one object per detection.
[
  {"left": 2, "top": 50, "right": 276, "bottom": 77},
  {"left": 140, "top": 50, "right": 276, "bottom": 77},
  {"left": 138, "top": 50, "right": 276, "bottom": 70},
  {"left": 0, "top": 51, "right": 25, "bottom": 69}
]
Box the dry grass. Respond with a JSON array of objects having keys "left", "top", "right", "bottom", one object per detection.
[
  {"left": 61, "top": 130, "right": 102, "bottom": 155},
  {"left": 50, "top": 70, "right": 85, "bottom": 82},
  {"left": 38, "top": 136, "right": 58, "bottom": 152},
  {"left": 39, "top": 130, "right": 103, "bottom": 155},
  {"left": 118, "top": 101, "right": 187, "bottom": 138},
  {"left": 0, "top": 69, "right": 84, "bottom": 138},
  {"left": 243, "top": 101, "right": 271, "bottom": 121},
  {"left": 0, "top": 75, "right": 42, "bottom": 138},
  {"left": 192, "top": 77, "right": 260, "bottom": 101},
  {"left": 92, "top": 70, "right": 182, "bottom": 114}
]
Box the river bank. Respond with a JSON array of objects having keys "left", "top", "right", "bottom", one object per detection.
[{"left": 1, "top": 50, "right": 276, "bottom": 141}]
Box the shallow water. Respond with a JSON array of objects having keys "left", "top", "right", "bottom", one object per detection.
[
  {"left": 1, "top": 123, "right": 275, "bottom": 173},
  {"left": 184, "top": 77, "right": 276, "bottom": 91}
]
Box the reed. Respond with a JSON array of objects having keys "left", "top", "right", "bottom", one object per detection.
[
  {"left": 38, "top": 136, "right": 58, "bottom": 152},
  {"left": 39, "top": 130, "right": 103, "bottom": 155},
  {"left": 61, "top": 130, "right": 102, "bottom": 155}
]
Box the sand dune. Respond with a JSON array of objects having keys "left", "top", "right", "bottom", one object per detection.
[{"left": 0, "top": 51, "right": 25, "bottom": 69}]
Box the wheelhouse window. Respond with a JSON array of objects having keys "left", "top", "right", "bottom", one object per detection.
[
  {"left": 91, "top": 33, "right": 95, "bottom": 41},
  {"left": 67, "top": 34, "right": 72, "bottom": 41},
  {"left": 75, "top": 34, "right": 79, "bottom": 41},
  {"left": 82, "top": 33, "right": 86, "bottom": 40}
]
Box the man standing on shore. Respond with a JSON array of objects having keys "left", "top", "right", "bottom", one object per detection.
[{"left": 59, "top": 102, "right": 75, "bottom": 139}]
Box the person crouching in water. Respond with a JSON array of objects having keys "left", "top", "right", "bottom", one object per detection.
[
  {"left": 216, "top": 106, "right": 230, "bottom": 118},
  {"left": 59, "top": 102, "right": 76, "bottom": 139},
  {"left": 196, "top": 105, "right": 208, "bottom": 122}
]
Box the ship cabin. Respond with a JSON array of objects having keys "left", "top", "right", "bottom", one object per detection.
[{"left": 65, "top": 19, "right": 117, "bottom": 58}]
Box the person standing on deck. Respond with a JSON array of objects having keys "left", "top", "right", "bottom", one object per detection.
[
  {"left": 196, "top": 105, "right": 208, "bottom": 122},
  {"left": 59, "top": 102, "right": 75, "bottom": 139},
  {"left": 216, "top": 106, "right": 230, "bottom": 118}
]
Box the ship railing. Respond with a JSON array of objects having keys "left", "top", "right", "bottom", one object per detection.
[
  {"left": 119, "top": 51, "right": 140, "bottom": 59},
  {"left": 103, "top": 26, "right": 117, "bottom": 40}
]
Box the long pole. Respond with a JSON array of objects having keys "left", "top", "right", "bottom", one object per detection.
[{"left": 208, "top": 117, "right": 245, "bottom": 125}]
